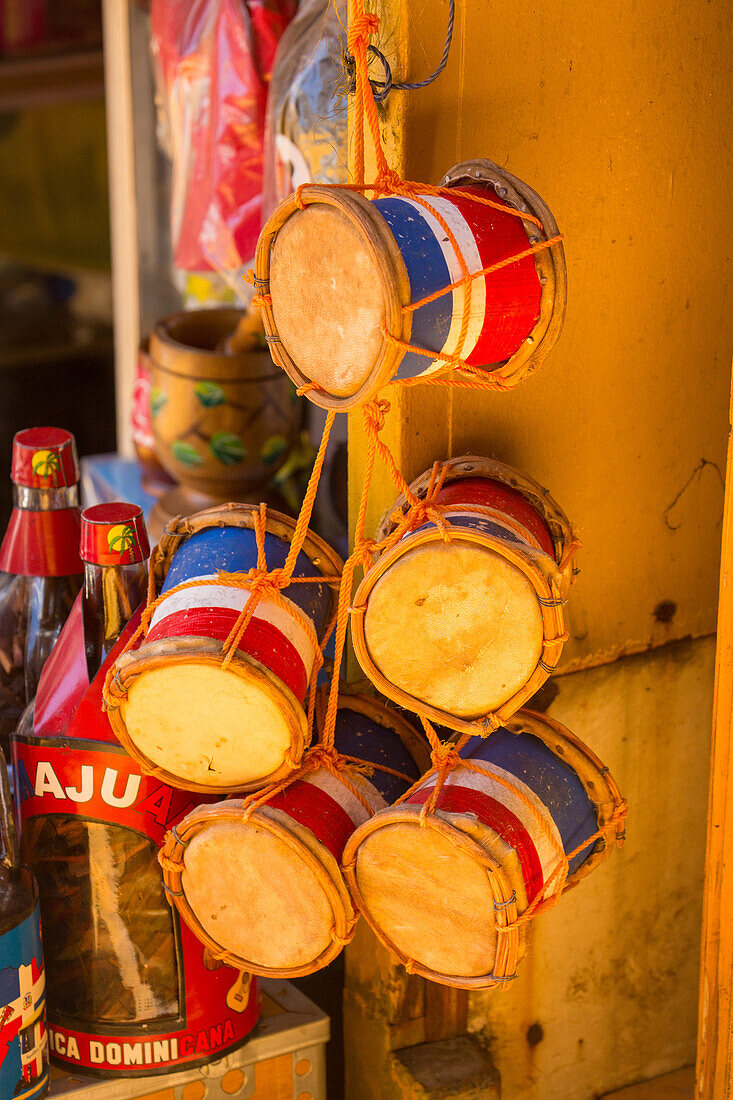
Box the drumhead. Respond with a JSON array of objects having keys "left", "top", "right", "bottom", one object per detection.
[
  {"left": 270, "top": 205, "right": 385, "bottom": 397},
  {"left": 363, "top": 539, "right": 543, "bottom": 718},
  {"left": 350, "top": 810, "right": 524, "bottom": 981},
  {"left": 119, "top": 657, "right": 300, "bottom": 790},
  {"left": 181, "top": 810, "right": 350, "bottom": 974}
]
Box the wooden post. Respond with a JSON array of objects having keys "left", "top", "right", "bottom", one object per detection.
[{"left": 697, "top": 370, "right": 733, "bottom": 1099}]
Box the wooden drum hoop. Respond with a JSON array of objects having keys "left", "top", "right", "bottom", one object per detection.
[
  {"left": 376, "top": 454, "right": 578, "bottom": 596},
  {"left": 351, "top": 522, "right": 567, "bottom": 736},
  {"left": 342, "top": 805, "right": 529, "bottom": 989},
  {"left": 254, "top": 186, "right": 413, "bottom": 410},
  {"left": 160, "top": 800, "right": 357, "bottom": 979},
  {"left": 106, "top": 503, "right": 343, "bottom": 794}
]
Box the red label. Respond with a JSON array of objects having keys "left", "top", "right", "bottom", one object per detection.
[
  {"left": 12, "top": 745, "right": 260, "bottom": 1074},
  {"left": 0, "top": 507, "right": 82, "bottom": 577},
  {"left": 11, "top": 428, "right": 79, "bottom": 489}
]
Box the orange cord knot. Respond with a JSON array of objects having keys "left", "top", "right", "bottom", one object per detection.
[
  {"left": 373, "top": 166, "right": 408, "bottom": 197},
  {"left": 431, "top": 741, "right": 461, "bottom": 775},
  {"left": 347, "top": 11, "right": 380, "bottom": 53},
  {"left": 362, "top": 397, "right": 391, "bottom": 434},
  {"left": 251, "top": 293, "right": 272, "bottom": 309}
]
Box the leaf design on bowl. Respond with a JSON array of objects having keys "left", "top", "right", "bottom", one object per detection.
[
  {"left": 260, "top": 435, "right": 288, "bottom": 466},
  {"left": 194, "top": 381, "right": 227, "bottom": 408},
  {"left": 171, "top": 441, "right": 204, "bottom": 466},
  {"left": 150, "top": 387, "right": 167, "bottom": 418},
  {"left": 209, "top": 431, "right": 247, "bottom": 466}
]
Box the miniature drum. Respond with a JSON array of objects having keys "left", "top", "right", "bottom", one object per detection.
[
  {"left": 159, "top": 694, "right": 429, "bottom": 978},
  {"left": 343, "top": 710, "right": 625, "bottom": 989},
  {"left": 255, "top": 159, "right": 566, "bottom": 409},
  {"left": 105, "top": 505, "right": 342, "bottom": 793},
  {"left": 352, "top": 456, "right": 577, "bottom": 734}
]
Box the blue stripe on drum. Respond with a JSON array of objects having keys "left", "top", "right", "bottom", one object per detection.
[
  {"left": 411, "top": 511, "right": 529, "bottom": 551},
  {"left": 332, "top": 706, "right": 422, "bottom": 804},
  {"left": 162, "top": 526, "right": 332, "bottom": 637},
  {"left": 461, "top": 727, "right": 598, "bottom": 876},
  {"left": 373, "top": 197, "right": 453, "bottom": 379}
]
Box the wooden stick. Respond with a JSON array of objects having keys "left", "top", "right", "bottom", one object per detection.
[{"left": 697, "top": 363, "right": 733, "bottom": 1099}]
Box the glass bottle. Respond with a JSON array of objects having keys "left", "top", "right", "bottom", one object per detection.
[
  {"left": 0, "top": 428, "right": 83, "bottom": 751},
  {"left": 14, "top": 504, "right": 181, "bottom": 1030},
  {"left": 0, "top": 747, "right": 48, "bottom": 1099},
  {"left": 13, "top": 502, "right": 260, "bottom": 1075}
]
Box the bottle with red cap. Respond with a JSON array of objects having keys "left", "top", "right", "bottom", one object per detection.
[
  {"left": 12, "top": 502, "right": 260, "bottom": 1077},
  {"left": 0, "top": 428, "right": 83, "bottom": 749}
]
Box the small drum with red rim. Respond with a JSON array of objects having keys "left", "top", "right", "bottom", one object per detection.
[
  {"left": 105, "top": 504, "right": 342, "bottom": 793},
  {"left": 255, "top": 159, "right": 566, "bottom": 409},
  {"left": 351, "top": 456, "right": 577, "bottom": 734},
  {"left": 158, "top": 694, "right": 429, "bottom": 978},
  {"left": 342, "top": 709, "right": 624, "bottom": 989}
]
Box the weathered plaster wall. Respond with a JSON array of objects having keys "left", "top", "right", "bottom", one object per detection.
[{"left": 469, "top": 636, "right": 714, "bottom": 1098}]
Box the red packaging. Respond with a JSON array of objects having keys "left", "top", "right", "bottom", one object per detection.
[{"left": 150, "top": 0, "right": 296, "bottom": 274}]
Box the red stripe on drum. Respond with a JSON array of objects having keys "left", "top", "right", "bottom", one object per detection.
[
  {"left": 304, "top": 769, "right": 385, "bottom": 821},
  {"left": 440, "top": 762, "right": 562, "bottom": 885},
  {"left": 145, "top": 606, "right": 309, "bottom": 702},
  {"left": 446, "top": 187, "right": 543, "bottom": 367},
  {"left": 436, "top": 478, "right": 555, "bottom": 557},
  {"left": 149, "top": 575, "right": 317, "bottom": 667},
  {"left": 268, "top": 777, "right": 365, "bottom": 862},
  {"left": 405, "top": 784, "right": 546, "bottom": 903}
]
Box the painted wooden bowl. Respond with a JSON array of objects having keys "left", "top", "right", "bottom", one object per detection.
[{"left": 148, "top": 309, "right": 301, "bottom": 497}]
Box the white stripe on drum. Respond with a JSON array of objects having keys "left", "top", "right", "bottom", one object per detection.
[
  {"left": 398, "top": 195, "right": 486, "bottom": 370},
  {"left": 419, "top": 762, "right": 563, "bottom": 885},
  {"left": 150, "top": 573, "right": 316, "bottom": 673},
  {"left": 304, "top": 769, "right": 385, "bottom": 826}
]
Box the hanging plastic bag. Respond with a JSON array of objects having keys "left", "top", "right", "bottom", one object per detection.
[
  {"left": 150, "top": 0, "right": 296, "bottom": 283},
  {"left": 263, "top": 0, "right": 348, "bottom": 218}
]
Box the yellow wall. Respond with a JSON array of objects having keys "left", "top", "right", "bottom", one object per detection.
[{"left": 345, "top": 0, "right": 732, "bottom": 1094}]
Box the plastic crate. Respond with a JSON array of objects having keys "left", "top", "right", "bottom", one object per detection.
[{"left": 48, "top": 979, "right": 328, "bottom": 1100}]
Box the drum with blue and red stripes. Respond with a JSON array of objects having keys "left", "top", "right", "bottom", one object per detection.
[
  {"left": 157, "top": 695, "right": 430, "bottom": 978},
  {"left": 342, "top": 709, "right": 624, "bottom": 989},
  {"left": 107, "top": 505, "right": 342, "bottom": 795},
  {"left": 257, "top": 159, "right": 565, "bottom": 409},
  {"left": 352, "top": 456, "right": 575, "bottom": 735}
]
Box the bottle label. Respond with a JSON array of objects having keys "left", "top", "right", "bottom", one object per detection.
[
  {"left": 0, "top": 899, "right": 49, "bottom": 1100},
  {"left": 0, "top": 508, "right": 82, "bottom": 578},
  {"left": 13, "top": 740, "right": 260, "bottom": 1075}
]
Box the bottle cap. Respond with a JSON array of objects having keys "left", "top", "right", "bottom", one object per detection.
[
  {"left": 11, "top": 427, "right": 79, "bottom": 489},
  {"left": 80, "top": 502, "right": 150, "bottom": 566}
]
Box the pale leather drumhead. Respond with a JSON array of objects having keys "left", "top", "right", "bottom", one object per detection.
[
  {"left": 182, "top": 819, "right": 336, "bottom": 971},
  {"left": 363, "top": 541, "right": 543, "bottom": 718},
  {"left": 354, "top": 820, "right": 499, "bottom": 978},
  {"left": 270, "top": 205, "right": 385, "bottom": 397},
  {"left": 121, "top": 662, "right": 293, "bottom": 788}
]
